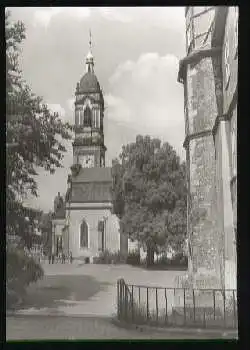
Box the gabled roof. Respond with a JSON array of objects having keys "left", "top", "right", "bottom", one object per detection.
[{"left": 70, "top": 182, "right": 112, "bottom": 203}]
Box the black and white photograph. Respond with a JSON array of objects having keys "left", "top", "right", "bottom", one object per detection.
[{"left": 6, "top": 6, "right": 238, "bottom": 340}]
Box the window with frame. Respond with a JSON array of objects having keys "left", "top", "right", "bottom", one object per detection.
[
  {"left": 186, "top": 23, "right": 193, "bottom": 53},
  {"left": 80, "top": 220, "right": 88, "bottom": 248},
  {"left": 231, "top": 113, "right": 237, "bottom": 178},
  {"left": 224, "top": 37, "right": 230, "bottom": 88},
  {"left": 75, "top": 110, "right": 80, "bottom": 126},
  {"left": 98, "top": 220, "right": 104, "bottom": 251},
  {"left": 79, "top": 109, "right": 84, "bottom": 125},
  {"left": 84, "top": 106, "right": 92, "bottom": 127}
]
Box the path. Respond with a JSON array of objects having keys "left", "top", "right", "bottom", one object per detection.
[{"left": 6, "top": 315, "right": 234, "bottom": 340}]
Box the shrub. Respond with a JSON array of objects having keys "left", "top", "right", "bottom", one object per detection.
[
  {"left": 126, "top": 251, "right": 140, "bottom": 266},
  {"left": 94, "top": 250, "right": 123, "bottom": 264},
  {"left": 171, "top": 252, "right": 188, "bottom": 266},
  {"left": 155, "top": 252, "right": 188, "bottom": 268},
  {"left": 6, "top": 246, "right": 44, "bottom": 309}
]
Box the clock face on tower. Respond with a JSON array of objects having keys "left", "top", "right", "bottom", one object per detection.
[{"left": 80, "top": 154, "right": 94, "bottom": 168}]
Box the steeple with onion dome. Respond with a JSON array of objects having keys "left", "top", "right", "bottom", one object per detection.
[{"left": 73, "top": 30, "right": 106, "bottom": 169}]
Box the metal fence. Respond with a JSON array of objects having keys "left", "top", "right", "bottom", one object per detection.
[{"left": 117, "top": 279, "right": 237, "bottom": 329}]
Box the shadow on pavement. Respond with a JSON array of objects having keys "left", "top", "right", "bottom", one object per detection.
[{"left": 15, "top": 274, "right": 110, "bottom": 311}]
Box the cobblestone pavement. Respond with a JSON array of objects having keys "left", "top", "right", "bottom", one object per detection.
[{"left": 6, "top": 316, "right": 233, "bottom": 340}]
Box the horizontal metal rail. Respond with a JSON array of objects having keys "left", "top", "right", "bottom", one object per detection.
[{"left": 117, "top": 279, "right": 237, "bottom": 330}]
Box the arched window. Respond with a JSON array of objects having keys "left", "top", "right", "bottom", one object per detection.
[
  {"left": 80, "top": 220, "right": 88, "bottom": 248},
  {"left": 80, "top": 110, "right": 84, "bottom": 125},
  {"left": 98, "top": 220, "right": 104, "bottom": 251},
  {"left": 84, "top": 106, "right": 92, "bottom": 127}
]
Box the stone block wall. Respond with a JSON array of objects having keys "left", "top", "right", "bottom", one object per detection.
[
  {"left": 220, "top": 7, "right": 238, "bottom": 290},
  {"left": 180, "top": 7, "right": 238, "bottom": 290}
]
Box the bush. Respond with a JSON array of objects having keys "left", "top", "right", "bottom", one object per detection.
[
  {"left": 170, "top": 252, "right": 188, "bottom": 266},
  {"left": 152, "top": 252, "right": 188, "bottom": 269},
  {"left": 126, "top": 251, "right": 140, "bottom": 266},
  {"left": 6, "top": 246, "right": 44, "bottom": 309},
  {"left": 94, "top": 250, "right": 123, "bottom": 264}
]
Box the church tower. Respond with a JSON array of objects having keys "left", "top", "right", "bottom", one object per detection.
[{"left": 73, "top": 33, "right": 106, "bottom": 168}]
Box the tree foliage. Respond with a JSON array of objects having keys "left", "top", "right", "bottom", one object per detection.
[
  {"left": 112, "top": 135, "right": 187, "bottom": 265},
  {"left": 6, "top": 11, "right": 73, "bottom": 247}
]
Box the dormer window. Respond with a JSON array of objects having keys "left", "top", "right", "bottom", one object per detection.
[{"left": 84, "top": 106, "right": 92, "bottom": 127}]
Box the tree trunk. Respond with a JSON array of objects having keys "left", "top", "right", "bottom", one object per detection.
[{"left": 146, "top": 243, "right": 154, "bottom": 267}]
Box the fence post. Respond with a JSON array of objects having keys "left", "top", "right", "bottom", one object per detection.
[
  {"left": 183, "top": 288, "right": 186, "bottom": 326},
  {"left": 156, "top": 288, "right": 158, "bottom": 325},
  {"left": 117, "top": 280, "right": 120, "bottom": 319},
  {"left": 164, "top": 288, "right": 168, "bottom": 325},
  {"left": 125, "top": 282, "right": 128, "bottom": 321},
  {"left": 223, "top": 290, "right": 226, "bottom": 328},
  {"left": 193, "top": 289, "right": 196, "bottom": 323},
  {"left": 139, "top": 286, "right": 141, "bottom": 307},
  {"left": 213, "top": 290, "right": 216, "bottom": 321},
  {"left": 121, "top": 279, "right": 125, "bottom": 319},
  {"left": 131, "top": 285, "right": 134, "bottom": 322},
  {"left": 146, "top": 287, "right": 149, "bottom": 321},
  {"left": 233, "top": 290, "right": 236, "bottom": 328}
]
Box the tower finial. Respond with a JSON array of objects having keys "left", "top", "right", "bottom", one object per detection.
[
  {"left": 89, "top": 29, "right": 92, "bottom": 52},
  {"left": 86, "top": 30, "right": 94, "bottom": 73}
]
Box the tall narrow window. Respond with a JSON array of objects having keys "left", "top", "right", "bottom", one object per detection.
[
  {"left": 80, "top": 110, "right": 84, "bottom": 125},
  {"left": 93, "top": 109, "right": 96, "bottom": 128},
  {"left": 231, "top": 113, "right": 237, "bottom": 178},
  {"left": 84, "top": 106, "right": 92, "bottom": 127},
  {"left": 80, "top": 220, "right": 88, "bottom": 248},
  {"left": 98, "top": 221, "right": 104, "bottom": 251},
  {"left": 186, "top": 23, "right": 193, "bottom": 53},
  {"left": 96, "top": 110, "right": 100, "bottom": 128},
  {"left": 224, "top": 38, "right": 230, "bottom": 88},
  {"left": 234, "top": 7, "right": 238, "bottom": 58},
  {"left": 75, "top": 110, "right": 80, "bottom": 126}
]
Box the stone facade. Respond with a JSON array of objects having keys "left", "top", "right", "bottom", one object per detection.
[
  {"left": 178, "top": 7, "right": 238, "bottom": 290},
  {"left": 66, "top": 203, "right": 120, "bottom": 261}
]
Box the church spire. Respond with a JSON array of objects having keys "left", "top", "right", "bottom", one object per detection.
[{"left": 85, "top": 29, "right": 94, "bottom": 73}]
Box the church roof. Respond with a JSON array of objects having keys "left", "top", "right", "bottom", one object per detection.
[
  {"left": 72, "top": 167, "right": 112, "bottom": 183},
  {"left": 79, "top": 72, "right": 101, "bottom": 93},
  {"left": 70, "top": 182, "right": 112, "bottom": 203},
  {"left": 69, "top": 167, "right": 113, "bottom": 203}
]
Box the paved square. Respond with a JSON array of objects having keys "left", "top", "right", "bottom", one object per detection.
[{"left": 11, "top": 263, "right": 186, "bottom": 317}]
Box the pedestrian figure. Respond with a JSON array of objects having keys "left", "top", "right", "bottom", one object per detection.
[
  {"left": 69, "top": 251, "right": 73, "bottom": 264},
  {"left": 48, "top": 254, "right": 51, "bottom": 264},
  {"left": 52, "top": 254, "right": 54, "bottom": 264},
  {"left": 62, "top": 253, "right": 65, "bottom": 264}
]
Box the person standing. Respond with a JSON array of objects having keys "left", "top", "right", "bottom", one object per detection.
[{"left": 69, "top": 251, "right": 73, "bottom": 264}]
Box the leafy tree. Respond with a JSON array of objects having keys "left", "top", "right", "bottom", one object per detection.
[
  {"left": 6, "top": 10, "right": 72, "bottom": 247},
  {"left": 6, "top": 11, "right": 72, "bottom": 306},
  {"left": 112, "top": 135, "right": 187, "bottom": 266}
]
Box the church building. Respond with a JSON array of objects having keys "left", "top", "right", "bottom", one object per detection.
[{"left": 52, "top": 38, "right": 123, "bottom": 262}]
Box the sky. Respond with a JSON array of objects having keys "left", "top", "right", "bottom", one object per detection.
[{"left": 8, "top": 7, "right": 186, "bottom": 212}]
